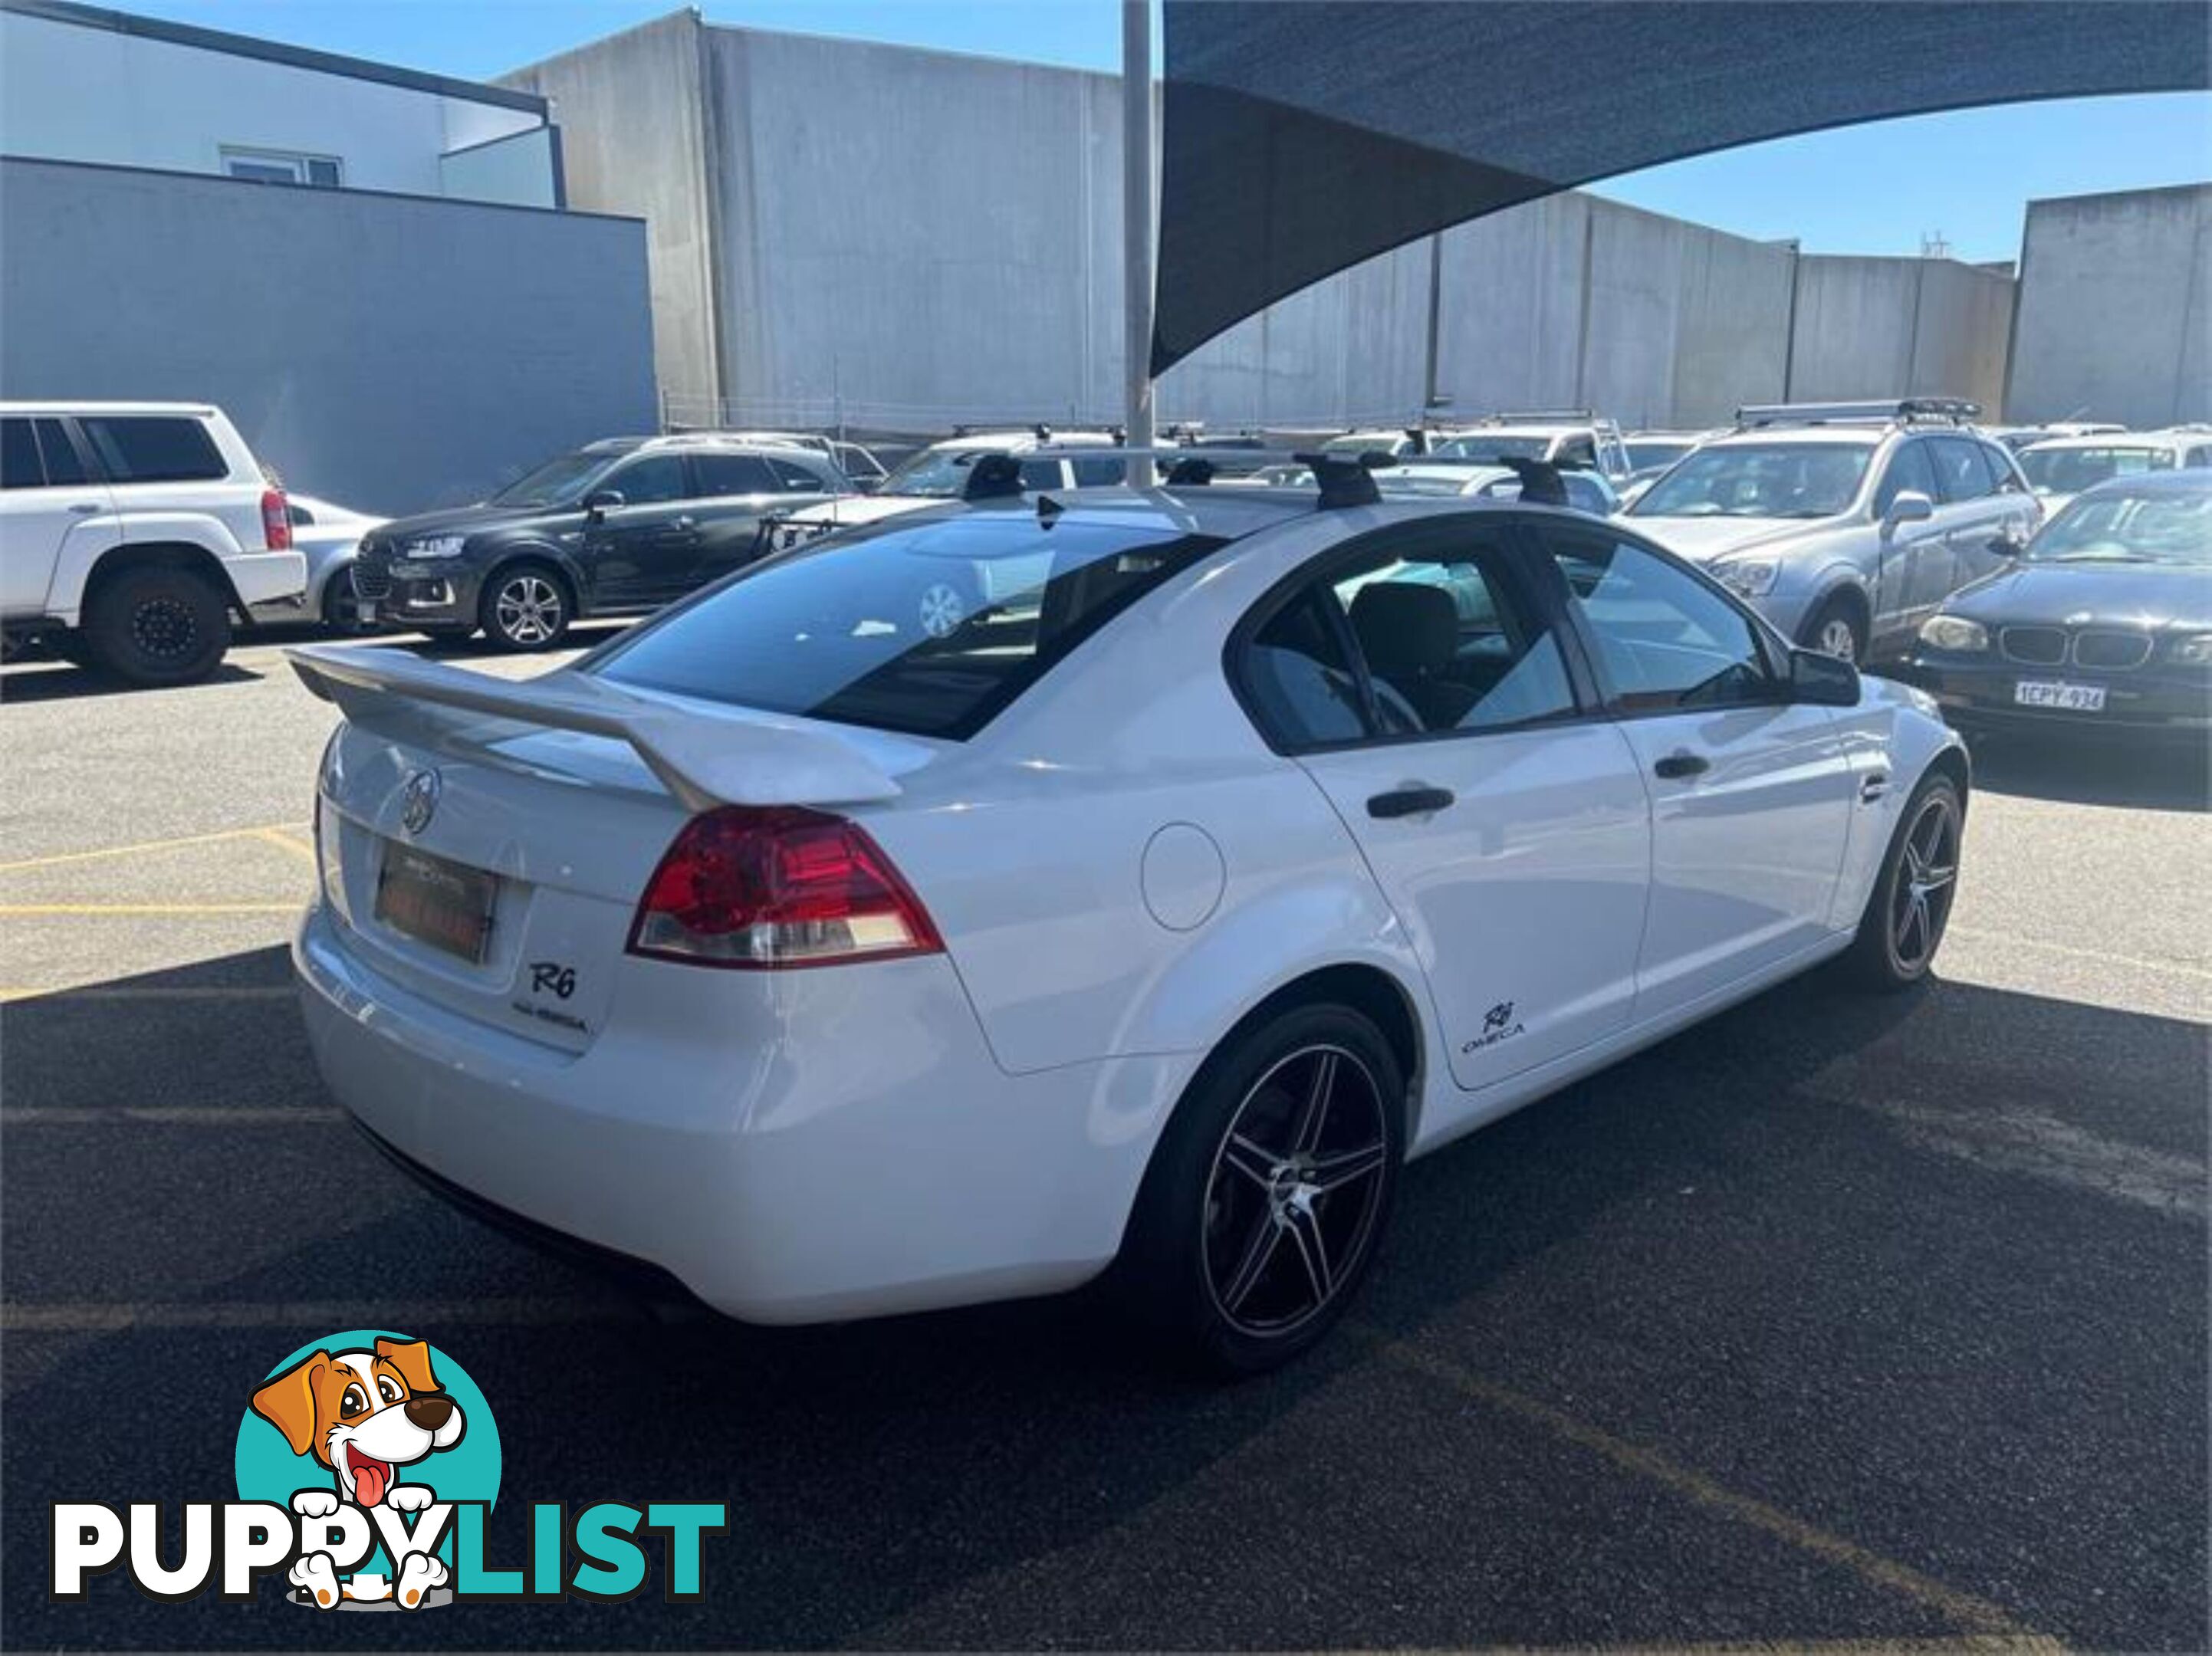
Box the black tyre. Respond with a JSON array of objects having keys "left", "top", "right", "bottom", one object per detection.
[
  {"left": 320, "top": 567, "right": 380, "bottom": 636},
  {"left": 478, "top": 563, "right": 572, "bottom": 652},
  {"left": 1119, "top": 1002, "right": 1404, "bottom": 1375},
  {"left": 1800, "top": 593, "right": 1867, "bottom": 664},
  {"left": 1846, "top": 773, "right": 1963, "bottom": 991},
  {"left": 81, "top": 564, "right": 232, "bottom": 685}
]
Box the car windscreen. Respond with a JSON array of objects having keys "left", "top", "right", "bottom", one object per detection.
[
  {"left": 1630, "top": 441, "right": 1872, "bottom": 519},
  {"left": 2016, "top": 445, "right": 2176, "bottom": 496},
  {"left": 1625, "top": 440, "right": 1691, "bottom": 472},
  {"left": 2026, "top": 488, "right": 2212, "bottom": 567},
  {"left": 1373, "top": 472, "right": 1478, "bottom": 498},
  {"left": 876, "top": 448, "right": 991, "bottom": 498},
  {"left": 590, "top": 512, "right": 1227, "bottom": 740},
  {"left": 1433, "top": 435, "right": 1550, "bottom": 462},
  {"left": 491, "top": 450, "right": 620, "bottom": 508}
]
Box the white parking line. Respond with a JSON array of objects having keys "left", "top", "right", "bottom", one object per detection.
[
  {"left": 1872, "top": 1100, "right": 2207, "bottom": 1217},
  {"left": 1947, "top": 925, "right": 2212, "bottom": 984},
  {"left": 0, "top": 985, "right": 293, "bottom": 1003},
  {"left": 2, "top": 1297, "right": 646, "bottom": 1332}
]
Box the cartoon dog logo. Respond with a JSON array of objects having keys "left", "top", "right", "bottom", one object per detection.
[{"left": 250, "top": 1337, "right": 465, "bottom": 1610}]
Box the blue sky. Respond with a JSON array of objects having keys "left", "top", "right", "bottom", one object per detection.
[{"left": 120, "top": 1, "right": 2210, "bottom": 264}]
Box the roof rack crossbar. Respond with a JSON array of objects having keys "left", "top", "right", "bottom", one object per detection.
[{"left": 1735, "top": 398, "right": 1981, "bottom": 428}]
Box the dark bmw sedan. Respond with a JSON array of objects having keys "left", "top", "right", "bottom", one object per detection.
[
  {"left": 353, "top": 436, "right": 846, "bottom": 651},
  {"left": 1908, "top": 470, "right": 2212, "bottom": 738}
]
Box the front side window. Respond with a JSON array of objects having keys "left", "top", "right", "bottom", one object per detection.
[
  {"left": 694, "top": 454, "right": 777, "bottom": 497},
  {"left": 591, "top": 514, "right": 1223, "bottom": 741},
  {"left": 605, "top": 455, "right": 689, "bottom": 506},
  {"left": 1546, "top": 533, "right": 1773, "bottom": 711},
  {"left": 1237, "top": 523, "right": 1577, "bottom": 748},
  {"left": 1632, "top": 442, "right": 1873, "bottom": 520},
  {"left": 1874, "top": 440, "right": 1938, "bottom": 514},
  {"left": 79, "top": 416, "right": 225, "bottom": 484},
  {"left": 1, "top": 419, "right": 41, "bottom": 490},
  {"left": 1928, "top": 435, "right": 1996, "bottom": 503}
]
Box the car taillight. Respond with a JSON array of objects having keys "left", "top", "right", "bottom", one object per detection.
[
  {"left": 626, "top": 805, "right": 942, "bottom": 969},
  {"left": 261, "top": 487, "right": 292, "bottom": 551}
]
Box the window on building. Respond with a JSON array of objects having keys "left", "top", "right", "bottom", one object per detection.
[{"left": 221, "top": 147, "right": 343, "bottom": 188}]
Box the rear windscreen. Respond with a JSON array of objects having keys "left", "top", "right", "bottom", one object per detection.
[{"left": 590, "top": 511, "right": 1225, "bottom": 740}]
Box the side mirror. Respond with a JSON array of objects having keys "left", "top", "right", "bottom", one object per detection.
[
  {"left": 582, "top": 488, "right": 624, "bottom": 519},
  {"left": 1789, "top": 646, "right": 1861, "bottom": 707},
  {"left": 1988, "top": 533, "right": 2025, "bottom": 557},
  {"left": 1882, "top": 489, "right": 1934, "bottom": 534}
]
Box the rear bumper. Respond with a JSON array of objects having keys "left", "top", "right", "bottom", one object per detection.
[
  {"left": 226, "top": 550, "right": 307, "bottom": 607},
  {"left": 1906, "top": 652, "right": 2212, "bottom": 737},
  {"left": 294, "top": 902, "right": 1187, "bottom": 1323}
]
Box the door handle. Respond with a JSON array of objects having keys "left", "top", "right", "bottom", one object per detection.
[
  {"left": 66, "top": 502, "right": 100, "bottom": 514},
  {"left": 1653, "top": 751, "right": 1710, "bottom": 780},
  {"left": 1860, "top": 770, "right": 1890, "bottom": 803},
  {"left": 670, "top": 516, "right": 696, "bottom": 531},
  {"left": 1366, "top": 785, "right": 1454, "bottom": 820}
]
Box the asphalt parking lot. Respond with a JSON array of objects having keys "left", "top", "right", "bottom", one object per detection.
[{"left": 3, "top": 626, "right": 2206, "bottom": 1651}]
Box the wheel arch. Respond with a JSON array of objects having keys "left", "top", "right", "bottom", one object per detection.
[
  {"left": 479, "top": 545, "right": 583, "bottom": 613},
  {"left": 1799, "top": 573, "right": 1872, "bottom": 645},
  {"left": 82, "top": 540, "right": 246, "bottom": 619}
]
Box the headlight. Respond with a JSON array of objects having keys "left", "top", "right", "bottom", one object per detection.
[
  {"left": 1918, "top": 615, "right": 1989, "bottom": 653},
  {"left": 404, "top": 534, "right": 467, "bottom": 559},
  {"left": 2171, "top": 632, "right": 2212, "bottom": 665},
  {"left": 1713, "top": 557, "right": 1779, "bottom": 598}
]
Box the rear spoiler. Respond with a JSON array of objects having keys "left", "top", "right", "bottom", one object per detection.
[{"left": 287, "top": 645, "right": 900, "bottom": 812}]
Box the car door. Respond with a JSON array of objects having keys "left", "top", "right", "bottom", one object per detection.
[
  {"left": 0, "top": 416, "right": 113, "bottom": 616},
  {"left": 1924, "top": 435, "right": 2013, "bottom": 614},
  {"left": 691, "top": 452, "right": 830, "bottom": 585},
  {"left": 581, "top": 452, "right": 700, "bottom": 606},
  {"left": 1535, "top": 522, "right": 1855, "bottom": 1022},
  {"left": 1953, "top": 439, "right": 2042, "bottom": 588},
  {"left": 1868, "top": 437, "right": 1944, "bottom": 649},
  {"left": 1240, "top": 514, "right": 1652, "bottom": 1094}
]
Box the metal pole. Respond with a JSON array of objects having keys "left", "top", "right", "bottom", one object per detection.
[{"left": 1122, "top": 0, "right": 1156, "bottom": 485}]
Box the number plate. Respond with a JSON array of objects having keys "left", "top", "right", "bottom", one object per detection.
[
  {"left": 357, "top": 600, "right": 377, "bottom": 624},
  {"left": 2013, "top": 679, "right": 2106, "bottom": 712},
  {"left": 373, "top": 843, "right": 498, "bottom": 963}
]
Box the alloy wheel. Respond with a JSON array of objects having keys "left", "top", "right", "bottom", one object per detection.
[
  {"left": 1891, "top": 792, "right": 1959, "bottom": 970},
  {"left": 1201, "top": 1043, "right": 1389, "bottom": 1336},
  {"left": 494, "top": 574, "right": 564, "bottom": 646},
  {"left": 130, "top": 596, "right": 199, "bottom": 662},
  {"left": 1816, "top": 616, "right": 1860, "bottom": 662}
]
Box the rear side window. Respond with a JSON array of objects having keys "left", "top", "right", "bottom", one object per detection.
[
  {"left": 1928, "top": 436, "right": 1996, "bottom": 503},
  {"left": 1071, "top": 455, "right": 1128, "bottom": 486},
  {"left": 1, "top": 419, "right": 40, "bottom": 489},
  {"left": 767, "top": 458, "right": 826, "bottom": 492},
  {"left": 80, "top": 416, "right": 225, "bottom": 483},
  {"left": 592, "top": 514, "right": 1223, "bottom": 740},
  {"left": 694, "top": 454, "right": 777, "bottom": 496},
  {"left": 1016, "top": 458, "right": 1063, "bottom": 491},
  {"left": 35, "top": 419, "right": 87, "bottom": 485}
]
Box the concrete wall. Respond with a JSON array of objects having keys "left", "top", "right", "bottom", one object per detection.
[
  {"left": 2009, "top": 183, "right": 2212, "bottom": 428},
  {"left": 0, "top": 8, "right": 551, "bottom": 205},
  {"left": 1785, "top": 255, "right": 2013, "bottom": 412},
  {"left": 503, "top": 13, "right": 719, "bottom": 412},
  {"left": 0, "top": 157, "right": 656, "bottom": 514}
]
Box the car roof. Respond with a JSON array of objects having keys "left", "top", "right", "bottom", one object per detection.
[
  {"left": 0, "top": 400, "right": 222, "bottom": 417},
  {"left": 1701, "top": 425, "right": 1895, "bottom": 449},
  {"left": 929, "top": 430, "right": 1116, "bottom": 452},
  {"left": 2070, "top": 467, "right": 2212, "bottom": 501},
  {"left": 2023, "top": 429, "right": 2201, "bottom": 452}
]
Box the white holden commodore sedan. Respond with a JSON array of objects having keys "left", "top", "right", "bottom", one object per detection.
[{"left": 291, "top": 467, "right": 1967, "bottom": 1373}]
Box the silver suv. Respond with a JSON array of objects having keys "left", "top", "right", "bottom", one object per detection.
[{"left": 1625, "top": 399, "right": 2043, "bottom": 662}]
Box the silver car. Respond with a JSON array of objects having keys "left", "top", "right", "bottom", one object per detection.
[{"left": 1625, "top": 399, "right": 2043, "bottom": 662}]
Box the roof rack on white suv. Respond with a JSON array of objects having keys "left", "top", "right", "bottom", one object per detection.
[{"left": 1735, "top": 399, "right": 1982, "bottom": 429}]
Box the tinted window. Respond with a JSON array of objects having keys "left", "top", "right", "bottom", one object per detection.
[
  {"left": 591, "top": 514, "right": 1222, "bottom": 740},
  {"left": 1981, "top": 442, "right": 2028, "bottom": 493},
  {"left": 768, "top": 458, "right": 826, "bottom": 492},
  {"left": 1071, "top": 455, "right": 1128, "bottom": 486},
  {"left": 1928, "top": 436, "right": 1995, "bottom": 503},
  {"left": 2, "top": 419, "right": 41, "bottom": 489},
  {"left": 34, "top": 420, "right": 87, "bottom": 485},
  {"left": 2187, "top": 446, "right": 2212, "bottom": 469},
  {"left": 491, "top": 449, "right": 618, "bottom": 508},
  {"left": 1547, "top": 534, "right": 1772, "bottom": 711},
  {"left": 80, "top": 416, "right": 225, "bottom": 484},
  {"left": 1874, "top": 440, "right": 1939, "bottom": 514},
  {"left": 2018, "top": 445, "right": 2175, "bottom": 494},
  {"left": 1242, "top": 589, "right": 1369, "bottom": 748},
  {"left": 1017, "top": 458, "right": 1063, "bottom": 491},
  {"left": 606, "top": 455, "right": 689, "bottom": 506},
  {"left": 694, "top": 454, "right": 777, "bottom": 496}
]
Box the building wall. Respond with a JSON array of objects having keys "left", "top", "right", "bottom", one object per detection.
[
  {"left": 2009, "top": 183, "right": 2211, "bottom": 428},
  {"left": 0, "top": 158, "right": 656, "bottom": 514},
  {"left": 502, "top": 12, "right": 718, "bottom": 410},
  {"left": 1784, "top": 255, "right": 2013, "bottom": 412},
  {"left": 0, "top": 8, "right": 551, "bottom": 205}
]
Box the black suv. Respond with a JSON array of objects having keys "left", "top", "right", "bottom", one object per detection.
[{"left": 353, "top": 437, "right": 847, "bottom": 650}]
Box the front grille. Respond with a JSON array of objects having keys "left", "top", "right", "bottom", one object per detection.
[
  {"left": 2072, "top": 629, "right": 2152, "bottom": 670},
  {"left": 350, "top": 562, "right": 392, "bottom": 600},
  {"left": 2000, "top": 626, "right": 2067, "bottom": 666}
]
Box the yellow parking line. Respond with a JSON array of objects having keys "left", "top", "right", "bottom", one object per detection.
[
  {"left": 0, "top": 903, "right": 299, "bottom": 915},
  {"left": 254, "top": 826, "right": 319, "bottom": 863},
  {"left": 1363, "top": 1332, "right": 2034, "bottom": 1640},
  {"left": 0, "top": 822, "right": 313, "bottom": 874}
]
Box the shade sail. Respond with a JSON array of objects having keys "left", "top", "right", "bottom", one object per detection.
[{"left": 1153, "top": 1, "right": 2211, "bottom": 374}]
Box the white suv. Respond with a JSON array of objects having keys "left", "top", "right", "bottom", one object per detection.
[
  {"left": 1, "top": 402, "right": 305, "bottom": 683},
  {"left": 1428, "top": 412, "right": 1637, "bottom": 488}
]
